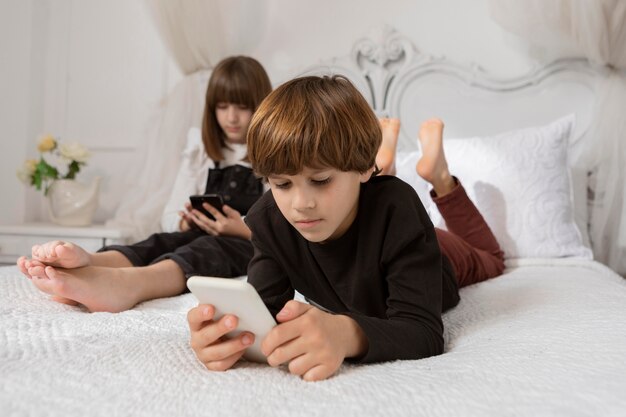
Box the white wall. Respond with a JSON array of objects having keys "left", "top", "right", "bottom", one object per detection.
[
  {"left": 1, "top": 0, "right": 563, "bottom": 226},
  {"left": 0, "top": 0, "right": 181, "bottom": 225},
  {"left": 253, "top": 0, "right": 534, "bottom": 82},
  {"left": 0, "top": 0, "right": 36, "bottom": 224}
]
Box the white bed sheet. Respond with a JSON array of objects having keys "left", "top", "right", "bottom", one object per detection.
[{"left": 1, "top": 259, "right": 625, "bottom": 417}]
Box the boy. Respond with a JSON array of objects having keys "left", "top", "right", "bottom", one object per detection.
[{"left": 188, "top": 75, "right": 504, "bottom": 381}]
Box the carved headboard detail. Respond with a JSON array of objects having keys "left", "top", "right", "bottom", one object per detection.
[{"left": 298, "top": 25, "right": 600, "bottom": 153}]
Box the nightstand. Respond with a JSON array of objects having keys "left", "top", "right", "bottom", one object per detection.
[{"left": 0, "top": 223, "right": 131, "bottom": 264}]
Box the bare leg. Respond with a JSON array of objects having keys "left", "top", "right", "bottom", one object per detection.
[
  {"left": 29, "top": 260, "right": 187, "bottom": 313},
  {"left": 376, "top": 118, "right": 400, "bottom": 175},
  {"left": 415, "top": 119, "right": 505, "bottom": 285},
  {"left": 416, "top": 118, "right": 456, "bottom": 196},
  {"left": 23, "top": 242, "right": 183, "bottom": 311},
  {"left": 30, "top": 240, "right": 132, "bottom": 269}
]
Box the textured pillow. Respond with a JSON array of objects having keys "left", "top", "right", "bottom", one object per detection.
[{"left": 396, "top": 115, "right": 592, "bottom": 259}]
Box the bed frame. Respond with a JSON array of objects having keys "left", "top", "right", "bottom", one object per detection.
[
  {"left": 300, "top": 25, "right": 599, "bottom": 151},
  {"left": 299, "top": 25, "right": 600, "bottom": 247}
]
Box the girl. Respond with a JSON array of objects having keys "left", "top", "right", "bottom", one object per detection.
[{"left": 17, "top": 56, "right": 272, "bottom": 313}]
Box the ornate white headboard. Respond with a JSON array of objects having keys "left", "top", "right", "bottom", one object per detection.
[
  {"left": 298, "top": 26, "right": 600, "bottom": 155},
  {"left": 297, "top": 26, "right": 602, "bottom": 249}
]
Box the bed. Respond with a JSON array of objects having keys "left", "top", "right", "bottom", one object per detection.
[{"left": 2, "top": 27, "right": 625, "bottom": 416}]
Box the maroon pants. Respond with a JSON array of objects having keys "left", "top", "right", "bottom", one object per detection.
[{"left": 432, "top": 180, "right": 505, "bottom": 288}]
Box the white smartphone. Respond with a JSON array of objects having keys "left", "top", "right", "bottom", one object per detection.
[{"left": 186, "top": 276, "right": 276, "bottom": 363}]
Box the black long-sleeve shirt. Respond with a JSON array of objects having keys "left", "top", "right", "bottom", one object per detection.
[{"left": 245, "top": 175, "right": 459, "bottom": 363}]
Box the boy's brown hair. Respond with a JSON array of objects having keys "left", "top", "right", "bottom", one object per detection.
[
  {"left": 202, "top": 56, "right": 272, "bottom": 161},
  {"left": 247, "top": 75, "right": 381, "bottom": 177}
]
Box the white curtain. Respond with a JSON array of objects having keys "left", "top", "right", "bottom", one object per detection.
[
  {"left": 145, "top": 0, "right": 266, "bottom": 74},
  {"left": 107, "top": 0, "right": 266, "bottom": 241},
  {"left": 106, "top": 70, "right": 209, "bottom": 241},
  {"left": 489, "top": 0, "right": 626, "bottom": 275}
]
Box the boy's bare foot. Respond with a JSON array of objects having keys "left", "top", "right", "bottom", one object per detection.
[
  {"left": 416, "top": 118, "right": 456, "bottom": 197},
  {"left": 376, "top": 118, "right": 400, "bottom": 175},
  {"left": 31, "top": 265, "right": 141, "bottom": 313},
  {"left": 31, "top": 240, "right": 92, "bottom": 269}
]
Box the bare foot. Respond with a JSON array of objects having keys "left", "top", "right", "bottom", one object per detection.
[
  {"left": 17, "top": 256, "right": 32, "bottom": 279},
  {"left": 50, "top": 296, "right": 80, "bottom": 306},
  {"left": 376, "top": 118, "right": 400, "bottom": 175},
  {"left": 24, "top": 259, "right": 81, "bottom": 306},
  {"left": 31, "top": 240, "right": 92, "bottom": 269},
  {"left": 38, "top": 265, "right": 141, "bottom": 313},
  {"left": 416, "top": 118, "right": 456, "bottom": 197}
]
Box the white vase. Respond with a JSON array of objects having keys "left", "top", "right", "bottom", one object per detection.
[{"left": 47, "top": 177, "right": 101, "bottom": 226}]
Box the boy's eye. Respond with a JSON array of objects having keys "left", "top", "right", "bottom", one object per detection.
[
  {"left": 273, "top": 181, "right": 291, "bottom": 190},
  {"left": 311, "top": 177, "right": 331, "bottom": 186}
]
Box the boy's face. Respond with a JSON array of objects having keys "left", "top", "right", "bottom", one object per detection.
[{"left": 267, "top": 166, "right": 372, "bottom": 243}]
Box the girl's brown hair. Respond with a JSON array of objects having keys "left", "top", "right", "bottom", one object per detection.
[
  {"left": 247, "top": 75, "right": 381, "bottom": 177},
  {"left": 202, "top": 56, "right": 272, "bottom": 161}
]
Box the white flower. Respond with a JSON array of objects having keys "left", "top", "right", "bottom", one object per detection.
[
  {"left": 59, "top": 142, "right": 90, "bottom": 163},
  {"left": 16, "top": 159, "right": 38, "bottom": 184},
  {"left": 37, "top": 134, "right": 57, "bottom": 152}
]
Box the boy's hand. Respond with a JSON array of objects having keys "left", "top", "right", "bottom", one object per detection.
[
  {"left": 261, "top": 300, "right": 368, "bottom": 381},
  {"left": 189, "top": 204, "right": 252, "bottom": 240},
  {"left": 187, "top": 304, "right": 255, "bottom": 371}
]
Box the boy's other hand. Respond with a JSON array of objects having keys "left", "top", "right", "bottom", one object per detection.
[
  {"left": 261, "top": 300, "right": 368, "bottom": 381},
  {"left": 187, "top": 304, "right": 254, "bottom": 372}
]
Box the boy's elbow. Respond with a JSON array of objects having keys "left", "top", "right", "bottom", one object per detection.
[{"left": 415, "top": 324, "right": 445, "bottom": 359}]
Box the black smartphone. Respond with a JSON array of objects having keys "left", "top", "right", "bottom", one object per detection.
[{"left": 189, "top": 194, "right": 225, "bottom": 220}]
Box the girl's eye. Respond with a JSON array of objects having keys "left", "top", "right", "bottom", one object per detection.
[
  {"left": 237, "top": 104, "right": 250, "bottom": 110},
  {"left": 216, "top": 103, "right": 228, "bottom": 109},
  {"left": 311, "top": 178, "right": 331, "bottom": 186}
]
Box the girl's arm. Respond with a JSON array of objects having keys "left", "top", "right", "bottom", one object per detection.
[{"left": 161, "top": 128, "right": 211, "bottom": 232}]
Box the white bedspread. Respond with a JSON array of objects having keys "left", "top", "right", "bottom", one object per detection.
[{"left": 1, "top": 259, "right": 625, "bottom": 417}]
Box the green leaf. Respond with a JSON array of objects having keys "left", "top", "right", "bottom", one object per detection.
[
  {"left": 64, "top": 160, "right": 81, "bottom": 180},
  {"left": 36, "top": 158, "right": 59, "bottom": 179},
  {"left": 33, "top": 172, "right": 42, "bottom": 190},
  {"left": 32, "top": 157, "right": 59, "bottom": 195}
]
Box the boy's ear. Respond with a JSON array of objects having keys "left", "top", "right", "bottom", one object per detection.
[{"left": 359, "top": 166, "right": 376, "bottom": 183}]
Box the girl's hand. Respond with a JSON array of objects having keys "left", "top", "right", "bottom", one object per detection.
[
  {"left": 189, "top": 204, "right": 252, "bottom": 239},
  {"left": 178, "top": 202, "right": 195, "bottom": 232},
  {"left": 187, "top": 304, "right": 254, "bottom": 371},
  {"left": 261, "top": 300, "right": 368, "bottom": 381}
]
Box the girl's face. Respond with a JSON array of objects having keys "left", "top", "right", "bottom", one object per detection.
[
  {"left": 267, "top": 166, "right": 373, "bottom": 243},
  {"left": 215, "top": 102, "right": 253, "bottom": 144}
]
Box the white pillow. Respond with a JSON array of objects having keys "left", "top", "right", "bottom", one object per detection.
[{"left": 396, "top": 115, "right": 592, "bottom": 259}]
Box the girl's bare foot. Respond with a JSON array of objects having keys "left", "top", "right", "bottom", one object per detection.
[
  {"left": 17, "top": 256, "right": 32, "bottom": 278},
  {"left": 36, "top": 265, "right": 142, "bottom": 313},
  {"left": 376, "top": 118, "right": 400, "bottom": 175},
  {"left": 50, "top": 295, "right": 81, "bottom": 306},
  {"left": 416, "top": 118, "right": 456, "bottom": 197},
  {"left": 31, "top": 240, "right": 92, "bottom": 269},
  {"left": 23, "top": 259, "right": 80, "bottom": 305}
]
